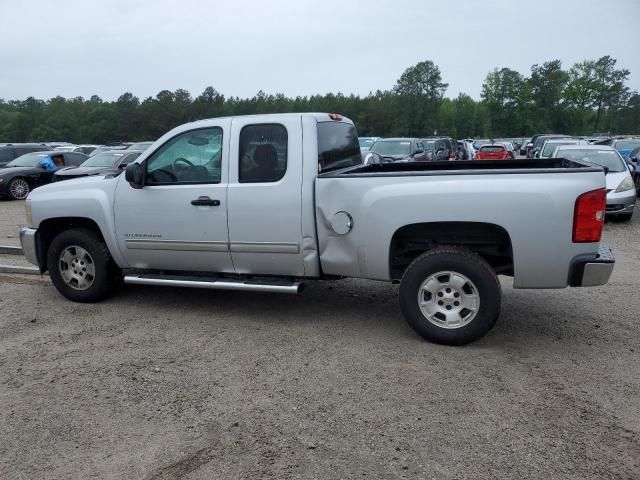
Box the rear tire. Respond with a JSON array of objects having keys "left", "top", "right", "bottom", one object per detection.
[
  {"left": 47, "top": 228, "right": 119, "bottom": 302},
  {"left": 399, "top": 247, "right": 501, "bottom": 345},
  {"left": 617, "top": 213, "right": 633, "bottom": 222}
]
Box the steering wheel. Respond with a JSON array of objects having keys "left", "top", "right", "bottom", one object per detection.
[
  {"left": 173, "top": 157, "right": 194, "bottom": 170},
  {"left": 151, "top": 168, "right": 177, "bottom": 182}
]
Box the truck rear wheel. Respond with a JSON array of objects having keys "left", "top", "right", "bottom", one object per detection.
[
  {"left": 399, "top": 247, "right": 501, "bottom": 345},
  {"left": 47, "top": 228, "right": 119, "bottom": 303}
]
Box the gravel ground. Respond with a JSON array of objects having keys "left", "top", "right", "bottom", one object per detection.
[{"left": 0, "top": 198, "right": 639, "bottom": 479}]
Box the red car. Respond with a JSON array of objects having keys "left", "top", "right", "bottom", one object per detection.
[{"left": 474, "top": 144, "right": 512, "bottom": 160}]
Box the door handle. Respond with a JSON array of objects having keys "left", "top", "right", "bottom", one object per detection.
[{"left": 191, "top": 196, "right": 220, "bottom": 206}]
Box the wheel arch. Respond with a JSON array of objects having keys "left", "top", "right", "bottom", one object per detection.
[
  {"left": 389, "top": 221, "right": 513, "bottom": 280},
  {"left": 36, "top": 217, "right": 109, "bottom": 273}
]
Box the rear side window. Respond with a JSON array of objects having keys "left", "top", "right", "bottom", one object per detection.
[
  {"left": 0, "top": 148, "right": 12, "bottom": 161},
  {"left": 480, "top": 146, "right": 505, "bottom": 153},
  {"left": 239, "top": 124, "right": 287, "bottom": 183},
  {"left": 317, "top": 121, "right": 362, "bottom": 173}
]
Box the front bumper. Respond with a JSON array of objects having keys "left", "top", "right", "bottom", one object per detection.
[
  {"left": 569, "top": 245, "right": 615, "bottom": 287},
  {"left": 606, "top": 190, "right": 636, "bottom": 215},
  {"left": 20, "top": 227, "right": 39, "bottom": 267}
]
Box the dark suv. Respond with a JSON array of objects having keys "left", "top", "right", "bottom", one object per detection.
[
  {"left": 0, "top": 144, "right": 49, "bottom": 167},
  {"left": 421, "top": 137, "right": 459, "bottom": 160}
]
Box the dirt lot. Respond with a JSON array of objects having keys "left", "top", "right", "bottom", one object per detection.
[{"left": 0, "top": 199, "right": 638, "bottom": 479}]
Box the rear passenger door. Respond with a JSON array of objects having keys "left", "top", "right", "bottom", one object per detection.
[{"left": 227, "top": 116, "right": 304, "bottom": 276}]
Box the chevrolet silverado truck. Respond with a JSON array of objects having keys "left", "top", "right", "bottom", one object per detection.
[{"left": 20, "top": 113, "right": 615, "bottom": 345}]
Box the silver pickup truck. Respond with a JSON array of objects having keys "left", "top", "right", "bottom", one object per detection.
[{"left": 20, "top": 113, "right": 615, "bottom": 345}]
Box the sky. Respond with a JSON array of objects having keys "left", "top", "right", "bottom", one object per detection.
[{"left": 0, "top": 0, "right": 638, "bottom": 102}]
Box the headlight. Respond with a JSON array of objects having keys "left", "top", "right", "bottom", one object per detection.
[
  {"left": 0, "top": 178, "right": 4, "bottom": 183},
  {"left": 615, "top": 176, "right": 634, "bottom": 193},
  {"left": 25, "top": 199, "right": 32, "bottom": 227}
]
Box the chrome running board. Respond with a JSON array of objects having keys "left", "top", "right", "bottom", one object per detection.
[{"left": 123, "top": 273, "right": 302, "bottom": 294}]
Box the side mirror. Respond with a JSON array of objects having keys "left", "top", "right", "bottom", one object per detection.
[
  {"left": 125, "top": 162, "right": 144, "bottom": 188},
  {"left": 628, "top": 163, "right": 635, "bottom": 174}
]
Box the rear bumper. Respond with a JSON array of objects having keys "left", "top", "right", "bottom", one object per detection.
[
  {"left": 569, "top": 245, "right": 615, "bottom": 287},
  {"left": 20, "top": 227, "right": 39, "bottom": 267}
]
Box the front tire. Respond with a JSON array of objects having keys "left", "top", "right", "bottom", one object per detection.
[
  {"left": 399, "top": 247, "right": 501, "bottom": 345},
  {"left": 47, "top": 228, "right": 119, "bottom": 302},
  {"left": 7, "top": 177, "right": 30, "bottom": 200}
]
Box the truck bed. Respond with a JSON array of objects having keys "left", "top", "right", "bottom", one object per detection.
[{"left": 321, "top": 158, "right": 602, "bottom": 177}]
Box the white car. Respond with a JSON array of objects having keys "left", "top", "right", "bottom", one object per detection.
[
  {"left": 538, "top": 138, "right": 587, "bottom": 159},
  {"left": 553, "top": 144, "right": 635, "bottom": 221}
]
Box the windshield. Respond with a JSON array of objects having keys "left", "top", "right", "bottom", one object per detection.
[
  {"left": 558, "top": 149, "right": 626, "bottom": 172},
  {"left": 542, "top": 141, "right": 576, "bottom": 157},
  {"left": 5, "top": 152, "right": 49, "bottom": 167},
  {"left": 80, "top": 152, "right": 124, "bottom": 167},
  {"left": 370, "top": 141, "right": 411, "bottom": 156},
  {"left": 422, "top": 140, "right": 436, "bottom": 152},
  {"left": 480, "top": 146, "right": 505, "bottom": 153},
  {"left": 614, "top": 140, "right": 640, "bottom": 150}
]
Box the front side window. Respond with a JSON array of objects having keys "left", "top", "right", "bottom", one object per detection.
[
  {"left": 146, "top": 127, "right": 222, "bottom": 185},
  {"left": 239, "top": 124, "right": 287, "bottom": 183}
]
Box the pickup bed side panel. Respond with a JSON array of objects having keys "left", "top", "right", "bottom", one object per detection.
[{"left": 315, "top": 171, "right": 604, "bottom": 288}]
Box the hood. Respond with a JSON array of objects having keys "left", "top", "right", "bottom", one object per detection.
[
  {"left": 55, "top": 166, "right": 120, "bottom": 177},
  {"left": 29, "top": 172, "right": 118, "bottom": 198},
  {"left": 605, "top": 170, "right": 632, "bottom": 191}
]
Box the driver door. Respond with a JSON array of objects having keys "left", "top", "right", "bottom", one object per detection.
[{"left": 114, "top": 120, "right": 234, "bottom": 273}]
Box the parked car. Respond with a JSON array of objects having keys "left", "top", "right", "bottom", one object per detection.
[
  {"left": 531, "top": 134, "right": 571, "bottom": 158},
  {"left": 87, "top": 145, "right": 128, "bottom": 157},
  {"left": 596, "top": 138, "right": 640, "bottom": 160},
  {"left": 498, "top": 141, "right": 517, "bottom": 159},
  {"left": 0, "top": 151, "right": 88, "bottom": 200},
  {"left": 358, "top": 137, "right": 382, "bottom": 154},
  {"left": 553, "top": 145, "right": 635, "bottom": 221},
  {"left": 519, "top": 138, "right": 531, "bottom": 155},
  {"left": 368, "top": 138, "right": 429, "bottom": 162},
  {"left": 421, "top": 137, "right": 459, "bottom": 160},
  {"left": 54, "top": 150, "right": 144, "bottom": 181},
  {"left": 538, "top": 138, "right": 587, "bottom": 159},
  {"left": 20, "top": 113, "right": 615, "bottom": 346},
  {"left": 628, "top": 146, "right": 640, "bottom": 195},
  {"left": 126, "top": 141, "right": 154, "bottom": 151},
  {"left": 0, "top": 144, "right": 49, "bottom": 167},
  {"left": 474, "top": 144, "right": 511, "bottom": 160},
  {"left": 457, "top": 140, "right": 475, "bottom": 160}
]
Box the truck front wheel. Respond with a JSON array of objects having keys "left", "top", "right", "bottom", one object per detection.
[
  {"left": 47, "top": 228, "right": 119, "bottom": 302},
  {"left": 399, "top": 247, "right": 501, "bottom": 345}
]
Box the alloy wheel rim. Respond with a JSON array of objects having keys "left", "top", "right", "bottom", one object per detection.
[
  {"left": 417, "top": 271, "right": 480, "bottom": 329},
  {"left": 59, "top": 246, "right": 96, "bottom": 290},
  {"left": 10, "top": 179, "right": 29, "bottom": 199}
]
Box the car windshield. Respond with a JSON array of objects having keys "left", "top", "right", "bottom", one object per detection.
[
  {"left": 5, "top": 152, "right": 49, "bottom": 167},
  {"left": 80, "top": 152, "right": 124, "bottom": 167},
  {"left": 614, "top": 140, "right": 640, "bottom": 150},
  {"left": 370, "top": 141, "right": 411, "bottom": 156},
  {"left": 558, "top": 149, "right": 626, "bottom": 172},
  {"left": 542, "top": 142, "right": 576, "bottom": 157},
  {"left": 422, "top": 140, "right": 436, "bottom": 152}
]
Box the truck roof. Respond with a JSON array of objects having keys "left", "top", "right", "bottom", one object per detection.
[{"left": 188, "top": 112, "right": 354, "bottom": 126}]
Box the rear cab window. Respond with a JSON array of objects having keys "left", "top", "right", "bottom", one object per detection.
[
  {"left": 317, "top": 121, "right": 362, "bottom": 173},
  {"left": 480, "top": 146, "right": 506, "bottom": 153}
]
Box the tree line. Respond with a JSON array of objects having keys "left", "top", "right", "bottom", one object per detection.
[{"left": 0, "top": 55, "right": 638, "bottom": 144}]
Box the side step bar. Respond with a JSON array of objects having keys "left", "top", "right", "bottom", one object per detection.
[{"left": 123, "top": 274, "right": 303, "bottom": 294}]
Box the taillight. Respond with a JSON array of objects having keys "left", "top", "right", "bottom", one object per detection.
[{"left": 572, "top": 189, "right": 605, "bottom": 243}]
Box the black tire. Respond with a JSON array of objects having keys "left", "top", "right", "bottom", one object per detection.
[
  {"left": 617, "top": 213, "right": 633, "bottom": 222},
  {"left": 7, "top": 177, "right": 30, "bottom": 200},
  {"left": 399, "top": 247, "right": 501, "bottom": 345},
  {"left": 47, "top": 228, "right": 119, "bottom": 302}
]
